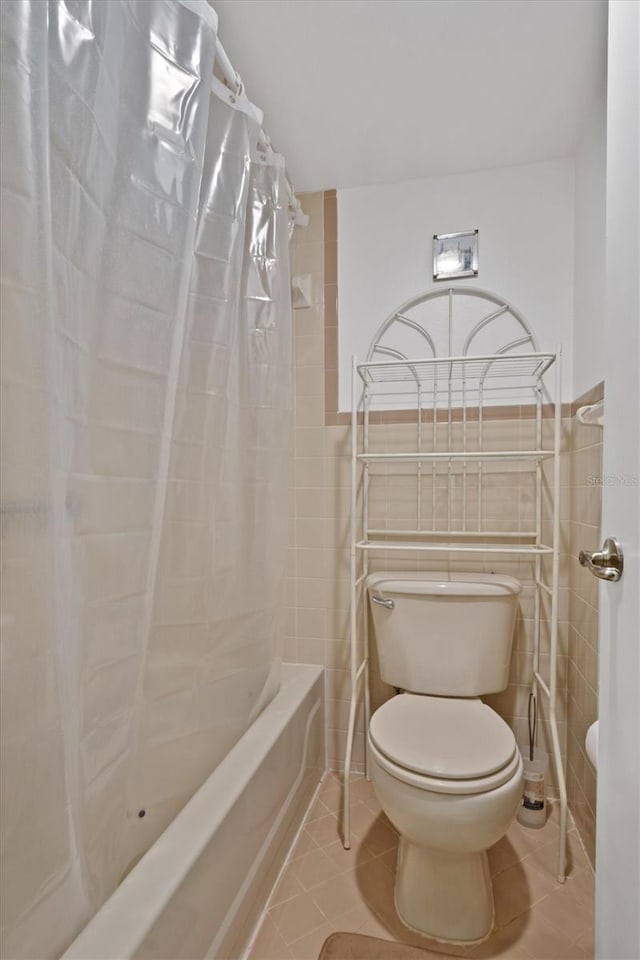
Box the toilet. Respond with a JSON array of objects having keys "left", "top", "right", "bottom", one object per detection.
[{"left": 366, "top": 571, "right": 524, "bottom": 944}]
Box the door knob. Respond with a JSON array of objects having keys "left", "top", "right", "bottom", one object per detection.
[{"left": 579, "top": 537, "right": 624, "bottom": 582}]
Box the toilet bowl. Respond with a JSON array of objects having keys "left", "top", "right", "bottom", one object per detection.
[
  {"left": 368, "top": 693, "right": 523, "bottom": 943},
  {"left": 365, "top": 572, "right": 524, "bottom": 944}
]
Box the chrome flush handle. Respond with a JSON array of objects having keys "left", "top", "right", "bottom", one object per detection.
[
  {"left": 371, "top": 594, "right": 394, "bottom": 610},
  {"left": 579, "top": 536, "right": 624, "bottom": 582}
]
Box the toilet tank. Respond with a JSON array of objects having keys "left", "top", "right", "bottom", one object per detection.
[{"left": 367, "top": 571, "right": 521, "bottom": 696}]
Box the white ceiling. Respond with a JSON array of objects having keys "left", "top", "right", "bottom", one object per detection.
[{"left": 211, "top": 0, "right": 607, "bottom": 193}]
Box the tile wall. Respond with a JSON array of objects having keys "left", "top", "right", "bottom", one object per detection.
[
  {"left": 287, "top": 192, "right": 354, "bottom": 771},
  {"left": 288, "top": 191, "right": 600, "bottom": 852},
  {"left": 566, "top": 386, "right": 604, "bottom": 866}
]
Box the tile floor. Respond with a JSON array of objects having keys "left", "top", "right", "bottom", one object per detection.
[{"left": 249, "top": 774, "right": 595, "bottom": 960}]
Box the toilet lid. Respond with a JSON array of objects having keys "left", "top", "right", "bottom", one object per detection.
[{"left": 369, "top": 695, "right": 516, "bottom": 780}]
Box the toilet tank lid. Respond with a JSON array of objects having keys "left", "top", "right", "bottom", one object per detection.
[
  {"left": 366, "top": 571, "right": 522, "bottom": 597},
  {"left": 369, "top": 695, "right": 517, "bottom": 780}
]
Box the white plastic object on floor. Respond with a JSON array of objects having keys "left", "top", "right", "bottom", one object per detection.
[{"left": 586, "top": 720, "right": 599, "bottom": 770}]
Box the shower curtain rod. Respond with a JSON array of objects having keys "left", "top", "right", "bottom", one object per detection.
[{"left": 214, "top": 37, "right": 307, "bottom": 225}]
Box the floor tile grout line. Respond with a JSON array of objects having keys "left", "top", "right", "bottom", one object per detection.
[
  {"left": 244, "top": 774, "right": 327, "bottom": 960},
  {"left": 250, "top": 775, "right": 594, "bottom": 960}
]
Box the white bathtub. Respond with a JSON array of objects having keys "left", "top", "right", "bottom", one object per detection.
[{"left": 62, "top": 663, "right": 325, "bottom": 960}]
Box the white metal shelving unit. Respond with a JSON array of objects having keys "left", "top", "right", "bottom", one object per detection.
[{"left": 342, "top": 328, "right": 567, "bottom": 884}]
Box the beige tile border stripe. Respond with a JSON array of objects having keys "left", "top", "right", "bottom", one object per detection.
[{"left": 323, "top": 191, "right": 339, "bottom": 425}]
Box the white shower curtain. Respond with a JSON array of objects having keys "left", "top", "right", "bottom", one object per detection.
[{"left": 0, "top": 2, "right": 292, "bottom": 957}]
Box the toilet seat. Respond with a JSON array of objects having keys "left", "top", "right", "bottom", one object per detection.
[{"left": 369, "top": 694, "right": 520, "bottom": 796}]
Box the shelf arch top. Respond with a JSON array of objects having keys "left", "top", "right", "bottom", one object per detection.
[
  {"left": 366, "top": 286, "right": 538, "bottom": 361},
  {"left": 361, "top": 285, "right": 555, "bottom": 394}
]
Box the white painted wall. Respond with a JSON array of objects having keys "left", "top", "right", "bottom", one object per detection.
[
  {"left": 337, "top": 159, "right": 575, "bottom": 409},
  {"left": 573, "top": 97, "right": 607, "bottom": 398}
]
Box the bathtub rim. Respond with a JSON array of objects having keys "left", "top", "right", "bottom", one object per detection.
[{"left": 61, "top": 662, "right": 324, "bottom": 960}]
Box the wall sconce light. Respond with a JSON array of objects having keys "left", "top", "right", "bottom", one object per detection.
[{"left": 433, "top": 230, "right": 479, "bottom": 281}]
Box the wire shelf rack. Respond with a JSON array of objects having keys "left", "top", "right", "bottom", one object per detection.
[
  {"left": 343, "top": 344, "right": 567, "bottom": 890},
  {"left": 357, "top": 352, "right": 557, "bottom": 388}
]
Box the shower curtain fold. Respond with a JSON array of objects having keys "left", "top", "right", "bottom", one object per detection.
[
  {"left": 0, "top": 3, "right": 293, "bottom": 957},
  {"left": 124, "top": 78, "right": 292, "bottom": 866}
]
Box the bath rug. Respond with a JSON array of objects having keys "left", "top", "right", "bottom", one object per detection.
[{"left": 318, "top": 932, "right": 444, "bottom": 959}]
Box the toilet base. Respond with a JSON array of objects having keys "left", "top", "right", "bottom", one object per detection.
[{"left": 394, "top": 836, "right": 494, "bottom": 943}]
